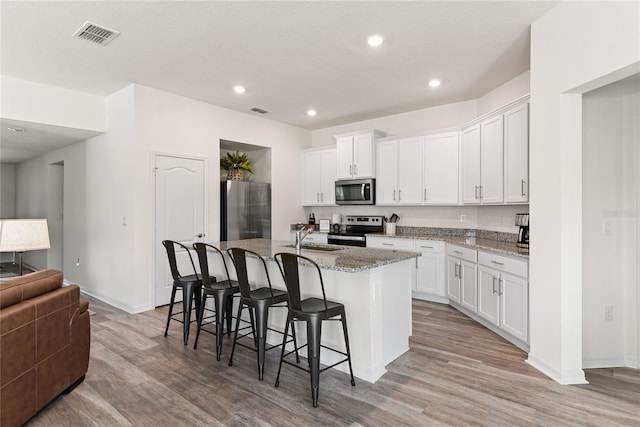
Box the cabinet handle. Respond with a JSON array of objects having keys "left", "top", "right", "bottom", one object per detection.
[
  {"left": 479, "top": 185, "right": 483, "bottom": 199},
  {"left": 521, "top": 180, "right": 526, "bottom": 197},
  {"left": 424, "top": 188, "right": 427, "bottom": 201},
  {"left": 320, "top": 192, "right": 324, "bottom": 203},
  {"left": 419, "top": 245, "right": 433, "bottom": 249},
  {"left": 398, "top": 189, "right": 402, "bottom": 201},
  {"left": 492, "top": 276, "right": 497, "bottom": 294},
  {"left": 454, "top": 263, "right": 459, "bottom": 278},
  {"left": 317, "top": 193, "right": 320, "bottom": 203},
  {"left": 491, "top": 260, "right": 505, "bottom": 266},
  {"left": 382, "top": 243, "right": 393, "bottom": 247},
  {"left": 393, "top": 190, "right": 396, "bottom": 201},
  {"left": 453, "top": 250, "right": 463, "bottom": 255},
  {"left": 499, "top": 278, "right": 504, "bottom": 296},
  {"left": 354, "top": 164, "right": 357, "bottom": 175},
  {"left": 349, "top": 165, "right": 353, "bottom": 175},
  {"left": 474, "top": 186, "right": 479, "bottom": 199},
  {"left": 458, "top": 262, "right": 463, "bottom": 279}
]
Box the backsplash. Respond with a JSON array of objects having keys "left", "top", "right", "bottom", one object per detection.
[{"left": 396, "top": 226, "right": 518, "bottom": 243}]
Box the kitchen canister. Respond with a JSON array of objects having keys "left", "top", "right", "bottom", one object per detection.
[{"left": 386, "top": 222, "right": 396, "bottom": 235}]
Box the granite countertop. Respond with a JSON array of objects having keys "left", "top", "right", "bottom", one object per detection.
[
  {"left": 367, "top": 231, "right": 529, "bottom": 259},
  {"left": 216, "top": 238, "right": 418, "bottom": 273}
]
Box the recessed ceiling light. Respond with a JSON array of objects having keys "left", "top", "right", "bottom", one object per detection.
[
  {"left": 367, "top": 35, "right": 384, "bottom": 47},
  {"left": 233, "top": 85, "right": 246, "bottom": 94},
  {"left": 7, "top": 126, "right": 26, "bottom": 133},
  {"left": 307, "top": 110, "right": 317, "bottom": 117},
  {"left": 428, "top": 79, "right": 441, "bottom": 88}
]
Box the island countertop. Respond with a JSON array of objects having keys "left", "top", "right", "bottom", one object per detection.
[{"left": 216, "top": 238, "right": 418, "bottom": 273}]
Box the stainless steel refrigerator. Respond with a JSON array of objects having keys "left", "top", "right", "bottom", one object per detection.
[{"left": 220, "top": 181, "right": 271, "bottom": 241}]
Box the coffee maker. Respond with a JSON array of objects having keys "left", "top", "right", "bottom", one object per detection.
[{"left": 515, "top": 213, "right": 529, "bottom": 247}]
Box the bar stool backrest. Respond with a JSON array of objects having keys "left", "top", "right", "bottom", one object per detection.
[
  {"left": 227, "top": 247, "right": 276, "bottom": 298},
  {"left": 193, "top": 242, "right": 233, "bottom": 287},
  {"left": 162, "top": 240, "right": 199, "bottom": 282},
  {"left": 275, "top": 252, "right": 329, "bottom": 312}
]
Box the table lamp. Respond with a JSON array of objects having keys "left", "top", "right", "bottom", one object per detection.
[{"left": 0, "top": 219, "right": 51, "bottom": 275}]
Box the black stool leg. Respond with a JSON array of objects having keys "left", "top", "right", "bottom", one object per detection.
[
  {"left": 225, "top": 296, "right": 234, "bottom": 336},
  {"left": 182, "top": 283, "right": 196, "bottom": 345},
  {"left": 229, "top": 301, "right": 245, "bottom": 366},
  {"left": 340, "top": 311, "right": 356, "bottom": 387},
  {"left": 164, "top": 285, "right": 177, "bottom": 337},
  {"left": 274, "top": 314, "right": 292, "bottom": 388},
  {"left": 255, "top": 302, "right": 269, "bottom": 381},
  {"left": 307, "top": 317, "right": 322, "bottom": 408},
  {"left": 214, "top": 292, "right": 227, "bottom": 360},
  {"left": 193, "top": 292, "right": 208, "bottom": 349}
]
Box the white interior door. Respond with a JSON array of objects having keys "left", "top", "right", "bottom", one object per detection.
[{"left": 154, "top": 155, "right": 205, "bottom": 307}]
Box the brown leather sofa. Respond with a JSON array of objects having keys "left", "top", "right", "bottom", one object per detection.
[{"left": 0, "top": 269, "right": 90, "bottom": 427}]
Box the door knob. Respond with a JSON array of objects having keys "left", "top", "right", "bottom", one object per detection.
[{"left": 195, "top": 233, "right": 204, "bottom": 238}]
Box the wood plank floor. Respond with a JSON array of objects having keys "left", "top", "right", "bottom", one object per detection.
[{"left": 27, "top": 297, "right": 640, "bottom": 426}]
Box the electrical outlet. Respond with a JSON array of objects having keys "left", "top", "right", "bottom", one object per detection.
[
  {"left": 460, "top": 214, "right": 466, "bottom": 223},
  {"left": 605, "top": 305, "right": 613, "bottom": 321},
  {"left": 603, "top": 220, "right": 613, "bottom": 236}
]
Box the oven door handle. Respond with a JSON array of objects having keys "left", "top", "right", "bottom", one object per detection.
[{"left": 329, "top": 234, "right": 366, "bottom": 242}]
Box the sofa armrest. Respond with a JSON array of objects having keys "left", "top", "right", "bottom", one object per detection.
[{"left": 78, "top": 300, "right": 89, "bottom": 314}]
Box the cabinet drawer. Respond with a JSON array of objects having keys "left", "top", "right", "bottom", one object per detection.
[
  {"left": 414, "top": 240, "right": 444, "bottom": 253},
  {"left": 367, "top": 237, "right": 415, "bottom": 251},
  {"left": 446, "top": 244, "right": 477, "bottom": 262},
  {"left": 478, "top": 251, "right": 528, "bottom": 278}
]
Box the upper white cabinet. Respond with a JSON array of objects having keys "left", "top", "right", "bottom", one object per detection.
[
  {"left": 301, "top": 147, "right": 336, "bottom": 206},
  {"left": 335, "top": 130, "right": 384, "bottom": 179},
  {"left": 423, "top": 131, "right": 459, "bottom": 204},
  {"left": 504, "top": 102, "right": 529, "bottom": 203},
  {"left": 462, "top": 98, "right": 529, "bottom": 205},
  {"left": 377, "top": 130, "right": 460, "bottom": 206},
  {"left": 376, "top": 136, "right": 423, "bottom": 205},
  {"left": 462, "top": 115, "right": 504, "bottom": 204}
]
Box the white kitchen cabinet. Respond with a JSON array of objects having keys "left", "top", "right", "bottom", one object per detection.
[
  {"left": 446, "top": 244, "right": 477, "bottom": 307},
  {"left": 461, "top": 124, "right": 481, "bottom": 204},
  {"left": 366, "top": 236, "right": 415, "bottom": 251},
  {"left": 415, "top": 240, "right": 446, "bottom": 300},
  {"left": 462, "top": 114, "right": 504, "bottom": 204},
  {"left": 504, "top": 102, "right": 529, "bottom": 203},
  {"left": 376, "top": 136, "right": 423, "bottom": 205},
  {"left": 423, "top": 131, "right": 460, "bottom": 204},
  {"left": 477, "top": 251, "right": 528, "bottom": 343},
  {"left": 289, "top": 232, "right": 328, "bottom": 245},
  {"left": 301, "top": 147, "right": 336, "bottom": 206},
  {"left": 335, "top": 130, "right": 384, "bottom": 179}
]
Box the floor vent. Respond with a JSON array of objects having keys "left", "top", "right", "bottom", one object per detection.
[
  {"left": 249, "top": 106, "right": 270, "bottom": 114},
  {"left": 72, "top": 21, "right": 120, "bottom": 46}
]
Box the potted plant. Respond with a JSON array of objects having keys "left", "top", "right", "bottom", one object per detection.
[{"left": 220, "top": 150, "right": 254, "bottom": 181}]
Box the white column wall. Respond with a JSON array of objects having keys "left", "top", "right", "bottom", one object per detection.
[{"left": 528, "top": 1, "right": 640, "bottom": 383}]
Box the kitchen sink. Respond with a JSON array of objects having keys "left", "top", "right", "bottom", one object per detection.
[{"left": 284, "top": 244, "right": 344, "bottom": 252}]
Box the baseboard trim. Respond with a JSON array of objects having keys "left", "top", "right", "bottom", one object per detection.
[
  {"left": 80, "top": 289, "right": 152, "bottom": 314},
  {"left": 411, "top": 292, "right": 449, "bottom": 304},
  {"left": 527, "top": 354, "right": 588, "bottom": 384}
]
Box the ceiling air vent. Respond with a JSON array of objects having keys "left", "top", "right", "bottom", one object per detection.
[
  {"left": 72, "top": 21, "right": 120, "bottom": 46},
  {"left": 249, "top": 106, "right": 270, "bottom": 114}
]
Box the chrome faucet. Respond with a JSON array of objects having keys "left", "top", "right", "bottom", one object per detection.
[{"left": 295, "top": 226, "right": 312, "bottom": 251}]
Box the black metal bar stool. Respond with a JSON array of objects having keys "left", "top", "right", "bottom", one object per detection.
[
  {"left": 227, "top": 248, "right": 299, "bottom": 380},
  {"left": 192, "top": 242, "right": 241, "bottom": 360},
  {"left": 162, "top": 240, "right": 206, "bottom": 345},
  {"left": 274, "top": 252, "right": 355, "bottom": 407}
]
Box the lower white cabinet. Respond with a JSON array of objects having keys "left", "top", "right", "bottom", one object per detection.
[
  {"left": 289, "top": 232, "right": 328, "bottom": 245},
  {"left": 446, "top": 245, "right": 477, "bottom": 308},
  {"left": 415, "top": 241, "right": 446, "bottom": 301},
  {"left": 477, "top": 251, "right": 528, "bottom": 344},
  {"left": 367, "top": 237, "right": 446, "bottom": 302}
]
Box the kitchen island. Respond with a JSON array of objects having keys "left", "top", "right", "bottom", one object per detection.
[{"left": 209, "top": 239, "right": 418, "bottom": 383}]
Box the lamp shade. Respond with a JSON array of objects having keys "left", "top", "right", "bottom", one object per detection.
[{"left": 0, "top": 219, "right": 51, "bottom": 252}]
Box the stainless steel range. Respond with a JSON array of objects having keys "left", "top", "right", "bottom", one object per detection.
[{"left": 327, "top": 215, "right": 384, "bottom": 247}]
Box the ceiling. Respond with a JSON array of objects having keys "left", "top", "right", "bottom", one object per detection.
[{"left": 0, "top": 1, "right": 558, "bottom": 164}]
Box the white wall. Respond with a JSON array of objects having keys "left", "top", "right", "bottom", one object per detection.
[
  {"left": 1, "top": 76, "right": 105, "bottom": 132},
  {"left": 0, "top": 164, "right": 16, "bottom": 219},
  {"left": 0, "top": 163, "right": 16, "bottom": 262},
  {"left": 529, "top": 1, "right": 640, "bottom": 383},
  {"left": 477, "top": 71, "right": 530, "bottom": 117},
  {"left": 582, "top": 76, "right": 638, "bottom": 368}
]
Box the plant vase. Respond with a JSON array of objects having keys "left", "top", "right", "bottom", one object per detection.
[{"left": 227, "top": 169, "right": 244, "bottom": 181}]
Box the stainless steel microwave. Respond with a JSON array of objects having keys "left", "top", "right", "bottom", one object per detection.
[{"left": 335, "top": 178, "right": 375, "bottom": 205}]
